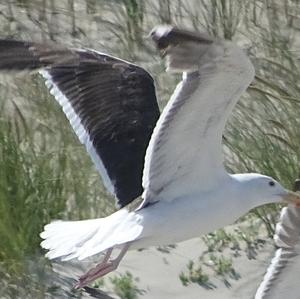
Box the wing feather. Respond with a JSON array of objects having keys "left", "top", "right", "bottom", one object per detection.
[
  {"left": 0, "top": 39, "right": 160, "bottom": 207},
  {"left": 255, "top": 206, "right": 300, "bottom": 299},
  {"left": 142, "top": 27, "right": 255, "bottom": 204}
]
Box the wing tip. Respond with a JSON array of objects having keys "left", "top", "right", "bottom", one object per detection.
[{"left": 150, "top": 25, "right": 213, "bottom": 52}]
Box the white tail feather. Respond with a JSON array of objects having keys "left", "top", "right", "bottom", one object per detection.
[{"left": 40, "top": 209, "right": 143, "bottom": 261}]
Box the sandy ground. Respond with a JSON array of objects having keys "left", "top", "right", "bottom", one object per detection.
[
  {"left": 95, "top": 237, "right": 275, "bottom": 299},
  {"left": 51, "top": 232, "right": 275, "bottom": 299}
]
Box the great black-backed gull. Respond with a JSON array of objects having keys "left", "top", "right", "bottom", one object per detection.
[{"left": 0, "top": 26, "right": 300, "bottom": 289}]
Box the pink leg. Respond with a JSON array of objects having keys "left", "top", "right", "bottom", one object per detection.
[
  {"left": 75, "top": 248, "right": 113, "bottom": 283},
  {"left": 75, "top": 243, "right": 130, "bottom": 289}
]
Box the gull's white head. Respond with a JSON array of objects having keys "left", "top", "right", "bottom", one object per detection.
[{"left": 233, "top": 173, "right": 300, "bottom": 208}]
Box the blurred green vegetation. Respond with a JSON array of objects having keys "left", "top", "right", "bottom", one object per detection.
[
  {"left": 0, "top": 0, "right": 299, "bottom": 297},
  {"left": 110, "top": 272, "right": 145, "bottom": 299},
  {"left": 0, "top": 75, "right": 115, "bottom": 297}
]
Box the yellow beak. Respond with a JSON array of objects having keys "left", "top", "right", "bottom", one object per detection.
[{"left": 282, "top": 190, "right": 300, "bottom": 207}]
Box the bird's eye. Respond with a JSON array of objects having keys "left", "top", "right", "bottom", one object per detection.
[{"left": 269, "top": 181, "right": 275, "bottom": 187}]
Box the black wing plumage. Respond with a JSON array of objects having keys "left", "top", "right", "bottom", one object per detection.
[{"left": 0, "top": 39, "right": 160, "bottom": 207}]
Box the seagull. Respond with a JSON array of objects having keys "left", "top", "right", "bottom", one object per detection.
[
  {"left": 255, "top": 181, "right": 300, "bottom": 299},
  {"left": 1, "top": 25, "right": 300, "bottom": 289}
]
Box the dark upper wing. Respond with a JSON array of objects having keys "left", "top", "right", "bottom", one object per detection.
[{"left": 0, "top": 39, "right": 160, "bottom": 207}]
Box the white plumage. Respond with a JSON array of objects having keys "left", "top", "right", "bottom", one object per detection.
[
  {"left": 142, "top": 40, "right": 254, "bottom": 202},
  {"left": 41, "top": 210, "right": 142, "bottom": 261}
]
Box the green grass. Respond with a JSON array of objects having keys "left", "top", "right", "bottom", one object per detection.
[
  {"left": 0, "top": 117, "right": 66, "bottom": 263},
  {"left": 110, "top": 272, "right": 145, "bottom": 299},
  {"left": 179, "top": 260, "right": 211, "bottom": 288},
  {"left": 0, "top": 75, "right": 114, "bottom": 264}
]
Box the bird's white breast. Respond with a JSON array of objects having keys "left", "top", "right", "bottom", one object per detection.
[{"left": 133, "top": 182, "right": 249, "bottom": 249}]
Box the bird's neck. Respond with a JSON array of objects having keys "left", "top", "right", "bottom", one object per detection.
[{"left": 230, "top": 173, "right": 272, "bottom": 212}]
